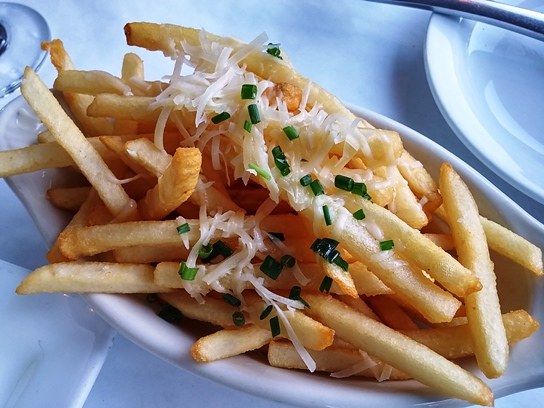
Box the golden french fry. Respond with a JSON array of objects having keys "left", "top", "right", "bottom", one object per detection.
[
  {"left": 304, "top": 294, "right": 493, "bottom": 407},
  {"left": 47, "top": 186, "right": 91, "bottom": 211},
  {"left": 16, "top": 262, "right": 170, "bottom": 294},
  {"left": 139, "top": 147, "right": 201, "bottom": 220},
  {"left": 54, "top": 70, "right": 131, "bottom": 95},
  {"left": 87, "top": 94, "right": 160, "bottom": 122},
  {"left": 440, "top": 163, "right": 508, "bottom": 378},
  {"left": 21, "top": 68, "right": 137, "bottom": 219},
  {"left": 124, "top": 138, "right": 172, "bottom": 177},
  {"left": 268, "top": 341, "right": 410, "bottom": 380},
  {"left": 365, "top": 295, "right": 419, "bottom": 330},
  {"left": 0, "top": 142, "right": 74, "bottom": 177},
  {"left": 191, "top": 325, "right": 272, "bottom": 363},
  {"left": 318, "top": 256, "right": 358, "bottom": 298},
  {"left": 401, "top": 309, "right": 539, "bottom": 360}
]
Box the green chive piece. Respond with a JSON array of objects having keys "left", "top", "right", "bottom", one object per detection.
[
  {"left": 266, "top": 43, "right": 283, "bottom": 60},
  {"left": 232, "top": 311, "right": 245, "bottom": 326},
  {"left": 270, "top": 315, "right": 281, "bottom": 337},
  {"left": 309, "top": 179, "right": 325, "bottom": 196},
  {"left": 199, "top": 243, "right": 214, "bottom": 260},
  {"left": 211, "top": 111, "right": 230, "bottom": 124},
  {"left": 260, "top": 255, "right": 284, "bottom": 280},
  {"left": 299, "top": 174, "right": 312, "bottom": 187},
  {"left": 214, "top": 240, "right": 234, "bottom": 258},
  {"left": 178, "top": 262, "right": 199, "bottom": 281},
  {"left": 158, "top": 304, "right": 183, "bottom": 324},
  {"left": 334, "top": 175, "right": 354, "bottom": 192},
  {"left": 282, "top": 125, "right": 299, "bottom": 140},
  {"left": 222, "top": 293, "right": 242, "bottom": 307},
  {"left": 352, "top": 182, "right": 372, "bottom": 200},
  {"left": 322, "top": 205, "right": 332, "bottom": 226},
  {"left": 333, "top": 255, "right": 349, "bottom": 272},
  {"left": 260, "top": 304, "right": 273, "bottom": 320},
  {"left": 319, "top": 276, "right": 334, "bottom": 293},
  {"left": 248, "top": 162, "right": 271, "bottom": 180},
  {"left": 289, "top": 285, "right": 310, "bottom": 309},
  {"left": 176, "top": 222, "right": 190, "bottom": 234},
  {"left": 280, "top": 254, "right": 296, "bottom": 268},
  {"left": 380, "top": 239, "right": 395, "bottom": 251},
  {"left": 310, "top": 238, "right": 339, "bottom": 260},
  {"left": 272, "top": 146, "right": 291, "bottom": 176},
  {"left": 241, "top": 84, "right": 257, "bottom": 100},
  {"left": 248, "top": 103, "right": 261, "bottom": 124},
  {"left": 352, "top": 209, "right": 366, "bottom": 220},
  {"left": 243, "top": 120, "right": 252, "bottom": 133},
  {"left": 268, "top": 232, "right": 285, "bottom": 242}
]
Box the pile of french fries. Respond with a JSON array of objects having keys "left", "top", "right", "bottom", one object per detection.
[{"left": 2, "top": 22, "right": 543, "bottom": 406}]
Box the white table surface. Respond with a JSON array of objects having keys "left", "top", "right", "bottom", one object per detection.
[{"left": 1, "top": 1, "right": 543, "bottom": 407}]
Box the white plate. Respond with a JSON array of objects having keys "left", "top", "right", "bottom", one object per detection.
[
  {"left": 2, "top": 94, "right": 544, "bottom": 407},
  {"left": 0, "top": 258, "right": 114, "bottom": 408},
  {"left": 425, "top": 0, "right": 544, "bottom": 206}
]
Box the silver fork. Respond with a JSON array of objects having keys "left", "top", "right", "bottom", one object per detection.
[{"left": 364, "top": 0, "right": 544, "bottom": 41}]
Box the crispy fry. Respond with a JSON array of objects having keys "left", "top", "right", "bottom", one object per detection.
[
  {"left": 440, "top": 163, "right": 508, "bottom": 378},
  {"left": 47, "top": 186, "right": 91, "bottom": 211}
]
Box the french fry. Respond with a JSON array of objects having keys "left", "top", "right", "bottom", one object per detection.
[
  {"left": 191, "top": 325, "right": 272, "bottom": 363},
  {"left": 365, "top": 295, "right": 419, "bottom": 330},
  {"left": 16, "top": 262, "right": 170, "bottom": 294},
  {"left": 440, "top": 163, "right": 508, "bottom": 378},
  {"left": 304, "top": 293, "right": 493, "bottom": 406},
  {"left": 0, "top": 142, "right": 74, "bottom": 177},
  {"left": 21, "top": 68, "right": 137, "bottom": 219},
  {"left": 268, "top": 341, "right": 411, "bottom": 380},
  {"left": 47, "top": 186, "right": 91, "bottom": 211},
  {"left": 54, "top": 70, "right": 131, "bottom": 96}
]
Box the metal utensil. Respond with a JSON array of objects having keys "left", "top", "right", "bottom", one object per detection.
[{"left": 365, "top": 0, "right": 544, "bottom": 41}]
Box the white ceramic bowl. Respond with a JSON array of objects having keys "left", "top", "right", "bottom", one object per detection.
[{"left": 1, "top": 95, "right": 543, "bottom": 407}]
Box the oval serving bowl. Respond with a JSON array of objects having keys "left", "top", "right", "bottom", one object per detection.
[{"left": 1, "top": 94, "right": 543, "bottom": 407}]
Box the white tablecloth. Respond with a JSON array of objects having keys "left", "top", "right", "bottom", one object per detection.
[{"left": 1, "top": 1, "right": 543, "bottom": 407}]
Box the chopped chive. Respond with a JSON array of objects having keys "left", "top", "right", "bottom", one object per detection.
[
  {"left": 268, "top": 232, "right": 285, "bottom": 242},
  {"left": 215, "top": 240, "right": 234, "bottom": 258},
  {"left": 299, "top": 174, "right": 312, "bottom": 187},
  {"left": 178, "top": 262, "right": 199, "bottom": 281},
  {"left": 260, "top": 255, "right": 284, "bottom": 280},
  {"left": 289, "top": 285, "right": 310, "bottom": 309},
  {"left": 266, "top": 43, "right": 283, "bottom": 59},
  {"left": 146, "top": 293, "right": 158, "bottom": 303},
  {"left": 322, "top": 205, "right": 332, "bottom": 226},
  {"left": 280, "top": 254, "right": 296, "bottom": 268},
  {"left": 158, "top": 304, "right": 183, "bottom": 324},
  {"left": 248, "top": 103, "right": 261, "bottom": 124},
  {"left": 310, "top": 238, "right": 339, "bottom": 260},
  {"left": 248, "top": 162, "right": 271, "bottom": 180},
  {"left": 326, "top": 249, "right": 340, "bottom": 264},
  {"left": 199, "top": 243, "right": 214, "bottom": 259},
  {"left": 260, "top": 304, "right": 273, "bottom": 320},
  {"left": 309, "top": 179, "right": 325, "bottom": 196},
  {"left": 243, "top": 120, "right": 252, "bottom": 133},
  {"left": 222, "top": 293, "right": 242, "bottom": 307},
  {"left": 176, "top": 222, "right": 191, "bottom": 234},
  {"left": 272, "top": 146, "right": 291, "bottom": 176},
  {"left": 334, "top": 174, "right": 354, "bottom": 192},
  {"left": 319, "top": 276, "right": 334, "bottom": 293},
  {"left": 241, "top": 84, "right": 258, "bottom": 100},
  {"left": 380, "top": 239, "right": 395, "bottom": 251},
  {"left": 232, "top": 311, "right": 245, "bottom": 326},
  {"left": 270, "top": 315, "right": 281, "bottom": 337},
  {"left": 282, "top": 125, "right": 299, "bottom": 140},
  {"left": 333, "top": 255, "right": 349, "bottom": 272},
  {"left": 211, "top": 111, "right": 230, "bottom": 124},
  {"left": 352, "top": 182, "right": 372, "bottom": 200},
  {"left": 352, "top": 209, "right": 366, "bottom": 220}
]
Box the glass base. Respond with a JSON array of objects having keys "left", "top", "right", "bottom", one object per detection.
[{"left": 0, "top": 3, "right": 51, "bottom": 97}]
